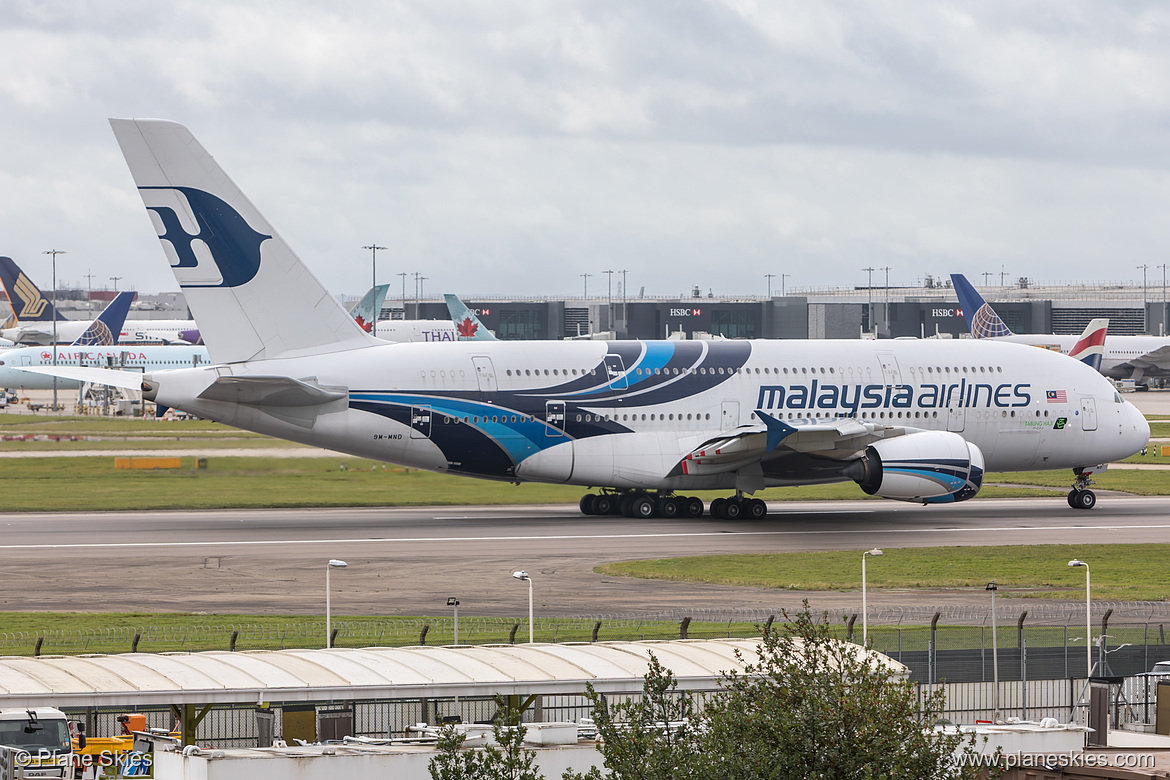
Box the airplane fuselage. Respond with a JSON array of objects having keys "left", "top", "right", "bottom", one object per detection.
[
  {"left": 147, "top": 338, "right": 1148, "bottom": 492},
  {"left": 1, "top": 345, "right": 210, "bottom": 390},
  {"left": 992, "top": 334, "right": 1170, "bottom": 380}
]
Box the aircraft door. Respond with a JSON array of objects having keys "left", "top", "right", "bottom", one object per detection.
[
  {"left": 721, "top": 400, "right": 739, "bottom": 431},
  {"left": 1080, "top": 397, "right": 1098, "bottom": 431},
  {"left": 472, "top": 357, "right": 497, "bottom": 394},
  {"left": 878, "top": 353, "right": 902, "bottom": 388},
  {"left": 602, "top": 355, "right": 628, "bottom": 390},
  {"left": 545, "top": 401, "right": 566, "bottom": 436},
  {"left": 410, "top": 406, "right": 432, "bottom": 439},
  {"left": 946, "top": 402, "right": 965, "bottom": 433}
]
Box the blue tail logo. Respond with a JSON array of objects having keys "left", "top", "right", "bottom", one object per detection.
[
  {"left": 141, "top": 187, "right": 271, "bottom": 288},
  {"left": 949, "top": 273, "right": 1013, "bottom": 338},
  {"left": 74, "top": 291, "right": 135, "bottom": 346}
]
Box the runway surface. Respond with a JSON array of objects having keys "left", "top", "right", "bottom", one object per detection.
[{"left": 6, "top": 495, "right": 1170, "bottom": 617}]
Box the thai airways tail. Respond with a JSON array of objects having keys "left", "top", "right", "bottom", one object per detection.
[
  {"left": 950, "top": 273, "right": 1014, "bottom": 338},
  {"left": 444, "top": 294, "right": 497, "bottom": 341},
  {"left": 1068, "top": 318, "right": 1108, "bottom": 372},
  {"left": 108, "top": 119, "right": 381, "bottom": 364},
  {"left": 350, "top": 284, "right": 389, "bottom": 334},
  {"left": 0, "top": 256, "right": 68, "bottom": 325},
  {"left": 73, "top": 291, "right": 135, "bottom": 346}
]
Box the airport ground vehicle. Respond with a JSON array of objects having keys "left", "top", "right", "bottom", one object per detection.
[{"left": 0, "top": 708, "right": 82, "bottom": 778}]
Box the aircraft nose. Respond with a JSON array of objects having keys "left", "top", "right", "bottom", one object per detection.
[{"left": 1125, "top": 400, "right": 1150, "bottom": 454}]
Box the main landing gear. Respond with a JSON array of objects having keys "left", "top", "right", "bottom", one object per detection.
[
  {"left": 1067, "top": 470, "right": 1097, "bottom": 511},
  {"left": 579, "top": 491, "right": 768, "bottom": 519}
]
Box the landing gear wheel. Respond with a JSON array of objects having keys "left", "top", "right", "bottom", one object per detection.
[
  {"left": 580, "top": 495, "right": 596, "bottom": 515},
  {"left": 1075, "top": 490, "right": 1096, "bottom": 510},
  {"left": 658, "top": 497, "right": 681, "bottom": 518},
  {"left": 631, "top": 495, "right": 657, "bottom": 518},
  {"left": 620, "top": 495, "right": 635, "bottom": 517},
  {"left": 723, "top": 499, "right": 743, "bottom": 520},
  {"left": 593, "top": 495, "right": 615, "bottom": 515},
  {"left": 685, "top": 497, "right": 704, "bottom": 518},
  {"left": 1067, "top": 490, "right": 1077, "bottom": 508},
  {"left": 710, "top": 497, "right": 727, "bottom": 519},
  {"left": 747, "top": 498, "right": 768, "bottom": 519}
]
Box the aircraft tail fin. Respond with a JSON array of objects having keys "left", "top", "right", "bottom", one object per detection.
[
  {"left": 0, "top": 256, "right": 67, "bottom": 323},
  {"left": 444, "top": 294, "right": 497, "bottom": 341},
  {"left": 350, "top": 284, "right": 389, "bottom": 334},
  {"left": 108, "top": 119, "right": 381, "bottom": 364},
  {"left": 73, "top": 291, "right": 135, "bottom": 346},
  {"left": 1068, "top": 318, "right": 1108, "bottom": 372},
  {"left": 950, "top": 273, "right": 1013, "bottom": 338}
]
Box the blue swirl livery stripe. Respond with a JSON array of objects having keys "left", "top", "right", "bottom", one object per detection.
[{"left": 350, "top": 392, "right": 568, "bottom": 467}]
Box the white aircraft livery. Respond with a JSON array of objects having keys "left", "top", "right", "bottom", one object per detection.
[{"left": 32, "top": 119, "right": 1147, "bottom": 517}]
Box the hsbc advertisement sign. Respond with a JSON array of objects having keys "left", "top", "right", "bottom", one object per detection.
[
  {"left": 931, "top": 308, "right": 964, "bottom": 318},
  {"left": 669, "top": 308, "right": 702, "bottom": 317}
]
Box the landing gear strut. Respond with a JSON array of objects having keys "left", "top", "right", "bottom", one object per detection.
[{"left": 1067, "top": 469, "right": 1097, "bottom": 510}]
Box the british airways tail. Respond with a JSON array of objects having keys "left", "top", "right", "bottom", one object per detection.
[
  {"left": 950, "top": 273, "right": 1014, "bottom": 338},
  {"left": 444, "top": 294, "right": 497, "bottom": 341},
  {"left": 0, "top": 256, "right": 67, "bottom": 325},
  {"left": 72, "top": 291, "right": 135, "bottom": 347},
  {"left": 350, "top": 284, "right": 389, "bottom": 334},
  {"left": 108, "top": 119, "right": 381, "bottom": 364},
  {"left": 1068, "top": 318, "right": 1108, "bottom": 372}
]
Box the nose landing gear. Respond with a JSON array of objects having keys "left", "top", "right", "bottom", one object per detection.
[{"left": 1067, "top": 468, "right": 1097, "bottom": 510}]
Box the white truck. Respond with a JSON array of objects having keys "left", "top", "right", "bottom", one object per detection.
[{"left": 0, "top": 708, "right": 82, "bottom": 779}]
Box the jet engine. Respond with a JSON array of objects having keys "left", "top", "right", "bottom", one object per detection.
[{"left": 842, "top": 430, "right": 984, "bottom": 504}]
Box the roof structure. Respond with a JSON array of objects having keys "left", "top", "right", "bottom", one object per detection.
[{"left": 0, "top": 638, "right": 907, "bottom": 708}]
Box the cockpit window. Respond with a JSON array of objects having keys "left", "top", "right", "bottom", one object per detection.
[{"left": 1115, "top": 393, "right": 1123, "bottom": 403}]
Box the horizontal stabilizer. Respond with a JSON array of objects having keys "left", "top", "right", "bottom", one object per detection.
[
  {"left": 15, "top": 365, "right": 147, "bottom": 390},
  {"left": 196, "top": 375, "right": 347, "bottom": 407}
]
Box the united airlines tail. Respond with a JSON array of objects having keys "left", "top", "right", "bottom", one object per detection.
[
  {"left": 950, "top": 273, "right": 1013, "bottom": 338},
  {"left": 444, "top": 294, "right": 497, "bottom": 341},
  {"left": 109, "top": 119, "right": 381, "bottom": 364},
  {"left": 72, "top": 291, "right": 135, "bottom": 347},
  {"left": 0, "top": 256, "right": 68, "bottom": 325},
  {"left": 1068, "top": 318, "right": 1108, "bottom": 371},
  {"left": 350, "top": 284, "right": 389, "bottom": 334}
]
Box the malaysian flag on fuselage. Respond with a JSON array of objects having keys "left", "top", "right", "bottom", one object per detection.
[{"left": 1046, "top": 390, "right": 1067, "bottom": 403}]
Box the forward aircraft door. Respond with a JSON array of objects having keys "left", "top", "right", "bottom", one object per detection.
[
  {"left": 947, "top": 401, "right": 965, "bottom": 433},
  {"left": 721, "top": 401, "right": 739, "bottom": 431},
  {"left": 545, "top": 401, "right": 566, "bottom": 436},
  {"left": 603, "top": 355, "right": 628, "bottom": 390},
  {"left": 410, "top": 406, "right": 432, "bottom": 439},
  {"left": 878, "top": 353, "right": 902, "bottom": 388},
  {"left": 1080, "top": 397, "right": 1097, "bottom": 431}
]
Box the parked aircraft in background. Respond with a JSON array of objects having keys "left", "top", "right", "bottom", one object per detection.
[
  {"left": 952, "top": 273, "right": 1170, "bottom": 385},
  {"left": 0, "top": 256, "right": 198, "bottom": 345},
  {"left": 26, "top": 119, "right": 1147, "bottom": 517},
  {"left": 367, "top": 292, "right": 497, "bottom": 342}
]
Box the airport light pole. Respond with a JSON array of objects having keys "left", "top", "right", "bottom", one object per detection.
[
  {"left": 986, "top": 582, "right": 999, "bottom": 720},
  {"left": 982, "top": 271, "right": 993, "bottom": 286},
  {"left": 603, "top": 270, "right": 614, "bottom": 332},
  {"left": 447, "top": 597, "right": 460, "bottom": 645},
  {"left": 581, "top": 273, "right": 591, "bottom": 298},
  {"left": 861, "top": 267, "right": 874, "bottom": 334},
  {"left": 43, "top": 249, "right": 65, "bottom": 411},
  {"left": 620, "top": 269, "right": 628, "bottom": 326},
  {"left": 512, "top": 571, "right": 533, "bottom": 643},
  {"left": 362, "top": 244, "right": 386, "bottom": 291},
  {"left": 880, "top": 266, "right": 892, "bottom": 334},
  {"left": 1160, "top": 264, "right": 1168, "bottom": 336},
  {"left": 1138, "top": 264, "right": 1150, "bottom": 333},
  {"left": 861, "top": 548, "right": 882, "bottom": 644},
  {"left": 1069, "top": 559, "right": 1091, "bottom": 676},
  {"left": 325, "top": 559, "right": 347, "bottom": 649},
  {"left": 765, "top": 273, "right": 776, "bottom": 298},
  {"left": 782, "top": 273, "right": 790, "bottom": 297},
  {"left": 110, "top": 275, "right": 122, "bottom": 291}
]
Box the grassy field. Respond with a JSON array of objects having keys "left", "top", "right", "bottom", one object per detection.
[{"left": 596, "top": 543, "right": 1170, "bottom": 602}]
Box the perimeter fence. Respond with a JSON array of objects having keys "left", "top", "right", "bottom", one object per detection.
[{"left": 7, "top": 603, "right": 1170, "bottom": 685}]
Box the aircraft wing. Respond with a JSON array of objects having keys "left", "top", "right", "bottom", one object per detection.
[
  {"left": 196, "top": 376, "right": 347, "bottom": 407},
  {"left": 672, "top": 412, "right": 891, "bottom": 478},
  {"left": 15, "top": 365, "right": 146, "bottom": 390},
  {"left": 1125, "top": 344, "right": 1170, "bottom": 371}
]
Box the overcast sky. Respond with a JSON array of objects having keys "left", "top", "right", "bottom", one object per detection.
[{"left": 2, "top": 1, "right": 1169, "bottom": 300}]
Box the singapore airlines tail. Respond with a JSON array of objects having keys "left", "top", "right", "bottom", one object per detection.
[
  {"left": 350, "top": 284, "right": 390, "bottom": 334},
  {"left": 108, "top": 118, "right": 381, "bottom": 364},
  {"left": 1068, "top": 318, "right": 1108, "bottom": 371},
  {"left": 0, "top": 256, "right": 67, "bottom": 325},
  {"left": 444, "top": 294, "right": 497, "bottom": 341},
  {"left": 951, "top": 273, "right": 1013, "bottom": 338}
]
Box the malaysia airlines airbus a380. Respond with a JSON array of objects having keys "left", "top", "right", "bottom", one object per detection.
[{"left": 25, "top": 119, "right": 1148, "bottom": 517}]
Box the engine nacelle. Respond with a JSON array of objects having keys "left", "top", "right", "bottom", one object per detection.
[{"left": 843, "top": 430, "right": 984, "bottom": 504}]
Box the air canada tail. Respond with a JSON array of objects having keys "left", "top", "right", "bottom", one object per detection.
[
  {"left": 350, "top": 284, "right": 389, "bottom": 334},
  {"left": 444, "top": 294, "right": 497, "bottom": 341},
  {"left": 1068, "top": 318, "right": 1108, "bottom": 372},
  {"left": 0, "top": 256, "right": 67, "bottom": 324},
  {"left": 950, "top": 273, "right": 1013, "bottom": 338},
  {"left": 73, "top": 291, "right": 135, "bottom": 346},
  {"left": 108, "top": 119, "right": 381, "bottom": 364}
]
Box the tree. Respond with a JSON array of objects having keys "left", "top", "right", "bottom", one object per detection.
[
  {"left": 429, "top": 707, "right": 545, "bottom": 780},
  {"left": 566, "top": 605, "right": 996, "bottom": 780}
]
